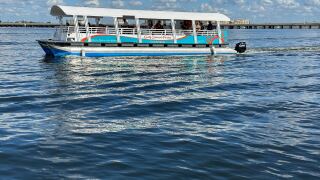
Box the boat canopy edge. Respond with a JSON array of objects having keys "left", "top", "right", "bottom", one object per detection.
[{"left": 50, "top": 5, "right": 231, "bottom": 21}]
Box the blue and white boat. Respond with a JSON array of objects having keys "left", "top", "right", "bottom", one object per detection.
[{"left": 38, "top": 5, "right": 246, "bottom": 57}]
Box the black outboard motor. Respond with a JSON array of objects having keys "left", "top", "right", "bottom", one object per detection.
[{"left": 235, "top": 42, "right": 247, "bottom": 53}]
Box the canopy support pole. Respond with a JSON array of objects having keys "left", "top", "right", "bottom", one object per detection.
[
  {"left": 95, "top": 17, "right": 100, "bottom": 26},
  {"left": 84, "top": 16, "right": 91, "bottom": 42},
  {"left": 58, "top": 16, "right": 63, "bottom": 41},
  {"left": 114, "top": 17, "right": 121, "bottom": 43},
  {"left": 171, "top": 19, "right": 177, "bottom": 44},
  {"left": 135, "top": 18, "right": 142, "bottom": 43},
  {"left": 73, "top": 15, "right": 79, "bottom": 42},
  {"left": 192, "top": 20, "right": 198, "bottom": 44},
  {"left": 217, "top": 21, "right": 222, "bottom": 44},
  {"left": 58, "top": 16, "right": 63, "bottom": 25}
]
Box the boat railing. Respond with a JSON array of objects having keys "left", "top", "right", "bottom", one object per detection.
[
  {"left": 58, "top": 26, "right": 219, "bottom": 41},
  {"left": 78, "top": 27, "right": 106, "bottom": 34},
  {"left": 119, "top": 28, "right": 138, "bottom": 35},
  {"left": 106, "top": 28, "right": 175, "bottom": 35}
]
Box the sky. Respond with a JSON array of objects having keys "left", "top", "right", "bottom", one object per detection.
[{"left": 0, "top": 0, "right": 319, "bottom": 23}]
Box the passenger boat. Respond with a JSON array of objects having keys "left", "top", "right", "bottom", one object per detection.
[{"left": 38, "top": 5, "right": 246, "bottom": 57}]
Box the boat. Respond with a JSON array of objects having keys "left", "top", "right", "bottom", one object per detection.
[{"left": 38, "top": 5, "right": 246, "bottom": 57}]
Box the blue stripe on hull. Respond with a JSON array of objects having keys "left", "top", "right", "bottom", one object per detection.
[
  {"left": 54, "top": 51, "right": 235, "bottom": 57},
  {"left": 40, "top": 46, "right": 235, "bottom": 57},
  {"left": 84, "top": 52, "right": 210, "bottom": 57}
]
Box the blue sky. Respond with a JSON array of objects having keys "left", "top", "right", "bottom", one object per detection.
[{"left": 0, "top": 0, "right": 319, "bottom": 23}]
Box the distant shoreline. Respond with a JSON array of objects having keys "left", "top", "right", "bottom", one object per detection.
[
  {"left": 1, "top": 22, "right": 319, "bottom": 29},
  {"left": 0, "top": 22, "right": 57, "bottom": 28}
]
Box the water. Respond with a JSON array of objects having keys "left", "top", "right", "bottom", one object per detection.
[{"left": 0, "top": 28, "right": 320, "bottom": 179}]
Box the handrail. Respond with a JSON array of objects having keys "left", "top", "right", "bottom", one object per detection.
[
  {"left": 59, "top": 26, "right": 219, "bottom": 41},
  {"left": 63, "top": 26, "right": 218, "bottom": 35}
]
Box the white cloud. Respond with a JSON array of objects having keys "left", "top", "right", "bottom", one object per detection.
[
  {"left": 151, "top": 0, "right": 179, "bottom": 10},
  {"left": 200, "top": 3, "right": 214, "bottom": 12},
  {"left": 111, "top": 0, "right": 124, "bottom": 8},
  {"left": 261, "top": 0, "right": 273, "bottom": 6},
  {"left": 85, "top": 0, "right": 100, "bottom": 7},
  {"left": 47, "top": 0, "right": 64, "bottom": 6},
  {"left": 276, "top": 0, "right": 300, "bottom": 8},
  {"left": 304, "top": 0, "right": 320, "bottom": 6},
  {"left": 129, "top": 0, "right": 143, "bottom": 6}
]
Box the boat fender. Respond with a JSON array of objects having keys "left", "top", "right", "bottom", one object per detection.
[{"left": 235, "top": 42, "right": 246, "bottom": 53}]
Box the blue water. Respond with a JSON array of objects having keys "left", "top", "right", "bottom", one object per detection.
[{"left": 0, "top": 28, "right": 320, "bottom": 179}]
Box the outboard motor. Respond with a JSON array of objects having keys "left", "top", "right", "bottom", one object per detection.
[{"left": 235, "top": 42, "right": 247, "bottom": 53}]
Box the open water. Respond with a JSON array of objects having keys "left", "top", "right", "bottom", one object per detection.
[{"left": 0, "top": 28, "right": 319, "bottom": 179}]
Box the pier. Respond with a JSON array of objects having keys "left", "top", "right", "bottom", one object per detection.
[
  {"left": 221, "top": 23, "right": 320, "bottom": 29},
  {"left": 0, "top": 22, "right": 58, "bottom": 28},
  {"left": 1, "top": 22, "right": 320, "bottom": 29}
]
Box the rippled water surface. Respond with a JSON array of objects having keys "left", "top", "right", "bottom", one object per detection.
[{"left": 0, "top": 28, "right": 320, "bottom": 179}]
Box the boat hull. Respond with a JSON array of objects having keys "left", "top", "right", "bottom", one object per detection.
[{"left": 38, "top": 40, "right": 237, "bottom": 57}]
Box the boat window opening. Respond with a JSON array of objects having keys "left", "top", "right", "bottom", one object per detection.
[
  {"left": 98, "top": 17, "right": 114, "bottom": 27},
  {"left": 118, "top": 18, "right": 137, "bottom": 28}
]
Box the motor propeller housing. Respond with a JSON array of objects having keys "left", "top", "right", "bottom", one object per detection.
[{"left": 235, "top": 42, "right": 247, "bottom": 53}]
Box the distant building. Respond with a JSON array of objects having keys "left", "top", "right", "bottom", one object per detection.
[
  {"left": 232, "top": 19, "right": 250, "bottom": 25},
  {"left": 220, "top": 21, "right": 231, "bottom": 25},
  {"left": 220, "top": 19, "right": 250, "bottom": 25}
]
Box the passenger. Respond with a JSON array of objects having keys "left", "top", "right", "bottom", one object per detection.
[
  {"left": 180, "top": 21, "right": 185, "bottom": 29},
  {"left": 186, "top": 20, "right": 192, "bottom": 29},
  {"left": 196, "top": 21, "right": 201, "bottom": 31},
  {"left": 201, "top": 22, "right": 205, "bottom": 30},
  {"left": 181, "top": 20, "right": 192, "bottom": 30},
  {"left": 147, "top": 20, "right": 153, "bottom": 29},
  {"left": 153, "top": 20, "right": 163, "bottom": 29},
  {"left": 122, "top": 19, "right": 128, "bottom": 27},
  {"left": 207, "top": 21, "right": 214, "bottom": 30},
  {"left": 78, "top": 21, "right": 84, "bottom": 26}
]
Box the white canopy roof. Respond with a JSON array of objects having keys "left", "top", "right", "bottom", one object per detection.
[{"left": 51, "top": 5, "right": 231, "bottom": 21}]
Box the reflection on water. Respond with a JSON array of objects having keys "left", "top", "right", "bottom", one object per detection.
[{"left": 39, "top": 55, "right": 232, "bottom": 135}]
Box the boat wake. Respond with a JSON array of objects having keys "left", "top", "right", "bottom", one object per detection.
[{"left": 247, "top": 46, "right": 320, "bottom": 54}]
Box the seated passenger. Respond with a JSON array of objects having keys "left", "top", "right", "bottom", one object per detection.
[
  {"left": 153, "top": 21, "right": 163, "bottom": 29},
  {"left": 181, "top": 20, "right": 192, "bottom": 30},
  {"left": 207, "top": 21, "right": 214, "bottom": 30},
  {"left": 196, "top": 21, "right": 201, "bottom": 31},
  {"left": 201, "top": 22, "right": 205, "bottom": 30},
  {"left": 122, "top": 19, "right": 128, "bottom": 28},
  {"left": 147, "top": 20, "right": 153, "bottom": 29},
  {"left": 180, "top": 22, "right": 185, "bottom": 29}
]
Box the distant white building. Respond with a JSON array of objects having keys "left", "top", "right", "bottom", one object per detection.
[
  {"left": 220, "top": 19, "right": 250, "bottom": 25},
  {"left": 232, "top": 19, "right": 250, "bottom": 25}
]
